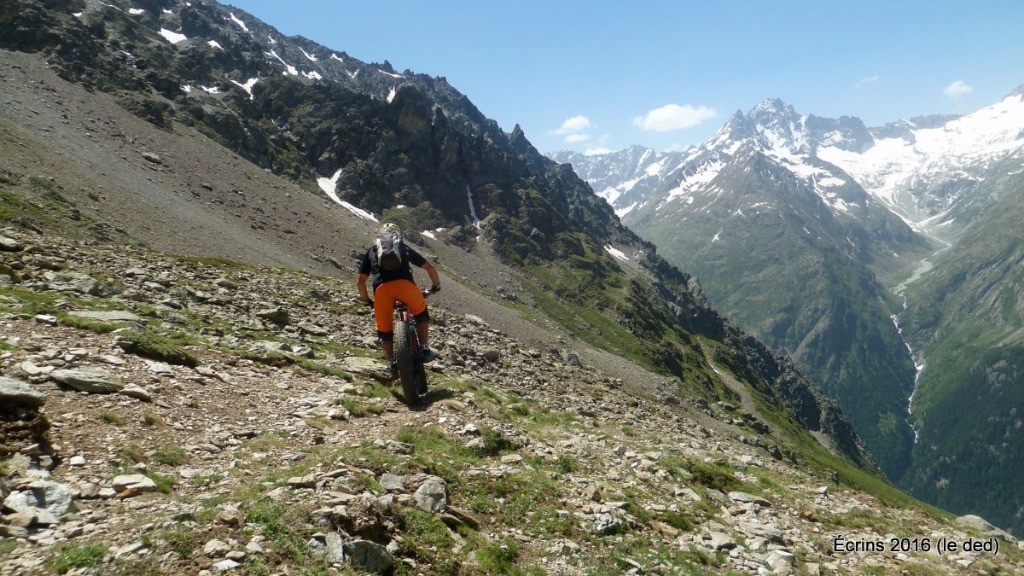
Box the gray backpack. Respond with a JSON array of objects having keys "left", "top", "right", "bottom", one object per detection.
[{"left": 375, "top": 228, "right": 405, "bottom": 271}]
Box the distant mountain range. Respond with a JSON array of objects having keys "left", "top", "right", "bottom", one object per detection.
[{"left": 552, "top": 90, "right": 1024, "bottom": 533}]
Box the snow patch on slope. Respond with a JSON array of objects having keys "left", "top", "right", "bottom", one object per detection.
[
  {"left": 266, "top": 50, "right": 298, "bottom": 76},
  {"left": 158, "top": 29, "right": 187, "bottom": 44},
  {"left": 228, "top": 13, "right": 250, "bottom": 32},
  {"left": 604, "top": 245, "right": 629, "bottom": 262},
  {"left": 231, "top": 77, "right": 259, "bottom": 98},
  {"left": 317, "top": 170, "right": 378, "bottom": 222}
]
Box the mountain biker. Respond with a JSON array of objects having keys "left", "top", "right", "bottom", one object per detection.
[{"left": 357, "top": 223, "right": 441, "bottom": 374}]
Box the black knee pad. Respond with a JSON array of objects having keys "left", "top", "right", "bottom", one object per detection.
[
  {"left": 377, "top": 331, "right": 394, "bottom": 342},
  {"left": 414, "top": 309, "right": 430, "bottom": 324}
]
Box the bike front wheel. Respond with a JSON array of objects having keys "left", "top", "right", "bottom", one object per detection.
[{"left": 394, "top": 327, "right": 426, "bottom": 405}]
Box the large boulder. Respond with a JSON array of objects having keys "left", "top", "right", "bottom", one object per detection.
[
  {"left": 3, "top": 479, "right": 72, "bottom": 517},
  {"left": 413, "top": 476, "right": 447, "bottom": 514},
  {"left": 342, "top": 540, "right": 394, "bottom": 575}
]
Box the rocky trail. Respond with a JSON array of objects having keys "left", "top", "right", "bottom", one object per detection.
[{"left": 2, "top": 227, "right": 1021, "bottom": 575}]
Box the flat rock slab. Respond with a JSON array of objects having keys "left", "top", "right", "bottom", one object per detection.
[
  {"left": 45, "top": 272, "right": 108, "bottom": 296},
  {"left": 118, "top": 384, "right": 153, "bottom": 402},
  {"left": 341, "top": 356, "right": 384, "bottom": 375},
  {"left": 708, "top": 531, "right": 738, "bottom": 550},
  {"left": 0, "top": 376, "right": 45, "bottom": 407},
  {"left": 50, "top": 369, "right": 122, "bottom": 393},
  {"left": 65, "top": 310, "right": 141, "bottom": 323},
  {"left": 379, "top": 473, "right": 406, "bottom": 492},
  {"left": 728, "top": 491, "right": 772, "bottom": 507},
  {"left": 112, "top": 474, "right": 157, "bottom": 493}
]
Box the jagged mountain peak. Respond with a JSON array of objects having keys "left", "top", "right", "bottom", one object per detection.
[
  {"left": 710, "top": 99, "right": 871, "bottom": 158},
  {"left": 714, "top": 101, "right": 801, "bottom": 144},
  {"left": 748, "top": 97, "right": 800, "bottom": 121}
]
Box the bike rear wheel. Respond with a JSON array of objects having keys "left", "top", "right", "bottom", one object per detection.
[{"left": 394, "top": 326, "right": 426, "bottom": 405}]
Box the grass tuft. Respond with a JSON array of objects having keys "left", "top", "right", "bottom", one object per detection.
[
  {"left": 47, "top": 544, "right": 107, "bottom": 574},
  {"left": 58, "top": 313, "right": 119, "bottom": 334},
  {"left": 141, "top": 409, "right": 166, "bottom": 427},
  {"left": 101, "top": 410, "right": 125, "bottom": 426},
  {"left": 118, "top": 330, "right": 199, "bottom": 367},
  {"left": 147, "top": 472, "right": 177, "bottom": 494},
  {"left": 153, "top": 443, "right": 188, "bottom": 466}
]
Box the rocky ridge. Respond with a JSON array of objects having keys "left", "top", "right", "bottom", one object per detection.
[{"left": 2, "top": 228, "right": 1022, "bottom": 575}]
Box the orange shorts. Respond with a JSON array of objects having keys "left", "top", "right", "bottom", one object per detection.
[{"left": 373, "top": 279, "right": 427, "bottom": 334}]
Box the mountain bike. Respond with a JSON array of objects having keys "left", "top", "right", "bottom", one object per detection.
[{"left": 392, "top": 289, "right": 434, "bottom": 405}]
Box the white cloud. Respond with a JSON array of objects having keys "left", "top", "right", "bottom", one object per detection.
[
  {"left": 943, "top": 80, "right": 974, "bottom": 98},
  {"left": 854, "top": 75, "right": 881, "bottom": 89},
  {"left": 565, "top": 133, "right": 590, "bottom": 143},
  {"left": 584, "top": 146, "right": 613, "bottom": 156},
  {"left": 550, "top": 115, "right": 593, "bottom": 135},
  {"left": 633, "top": 104, "right": 717, "bottom": 132}
]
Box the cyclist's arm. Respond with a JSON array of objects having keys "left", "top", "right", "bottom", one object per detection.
[
  {"left": 420, "top": 261, "right": 440, "bottom": 290},
  {"left": 357, "top": 273, "right": 371, "bottom": 303}
]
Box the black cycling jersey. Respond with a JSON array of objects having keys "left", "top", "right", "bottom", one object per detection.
[{"left": 358, "top": 244, "right": 427, "bottom": 289}]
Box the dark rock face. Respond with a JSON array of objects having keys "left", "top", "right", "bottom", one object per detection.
[
  {"left": 0, "top": 1, "right": 75, "bottom": 53},
  {"left": 0, "top": 377, "right": 51, "bottom": 460}
]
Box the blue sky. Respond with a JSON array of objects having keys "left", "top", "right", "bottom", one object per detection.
[{"left": 224, "top": 0, "right": 1024, "bottom": 155}]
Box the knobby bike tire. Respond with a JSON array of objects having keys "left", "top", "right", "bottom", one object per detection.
[
  {"left": 416, "top": 359, "right": 428, "bottom": 396},
  {"left": 394, "top": 325, "right": 421, "bottom": 405}
]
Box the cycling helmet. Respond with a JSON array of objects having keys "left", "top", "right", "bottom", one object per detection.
[{"left": 379, "top": 222, "right": 402, "bottom": 235}]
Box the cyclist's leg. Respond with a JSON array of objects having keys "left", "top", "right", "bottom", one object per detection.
[
  {"left": 393, "top": 280, "right": 429, "bottom": 347},
  {"left": 393, "top": 281, "right": 436, "bottom": 361},
  {"left": 415, "top": 311, "right": 430, "bottom": 349},
  {"left": 373, "top": 283, "right": 397, "bottom": 361}
]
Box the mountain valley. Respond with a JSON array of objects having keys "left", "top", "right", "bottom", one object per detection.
[{"left": 554, "top": 90, "right": 1024, "bottom": 537}]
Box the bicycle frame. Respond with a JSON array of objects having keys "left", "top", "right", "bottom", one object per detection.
[{"left": 394, "top": 302, "right": 422, "bottom": 354}]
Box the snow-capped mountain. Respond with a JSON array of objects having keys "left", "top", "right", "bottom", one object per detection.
[
  {"left": 552, "top": 100, "right": 883, "bottom": 221},
  {"left": 561, "top": 91, "right": 1024, "bottom": 241},
  {"left": 557, "top": 99, "right": 927, "bottom": 271},
  {"left": 553, "top": 99, "right": 936, "bottom": 481},
  {"left": 819, "top": 88, "right": 1024, "bottom": 233},
  {"left": 655, "top": 100, "right": 887, "bottom": 220},
  {"left": 548, "top": 146, "right": 689, "bottom": 217}
]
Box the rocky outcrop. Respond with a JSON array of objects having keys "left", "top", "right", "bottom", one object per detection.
[{"left": 0, "top": 377, "right": 50, "bottom": 461}]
